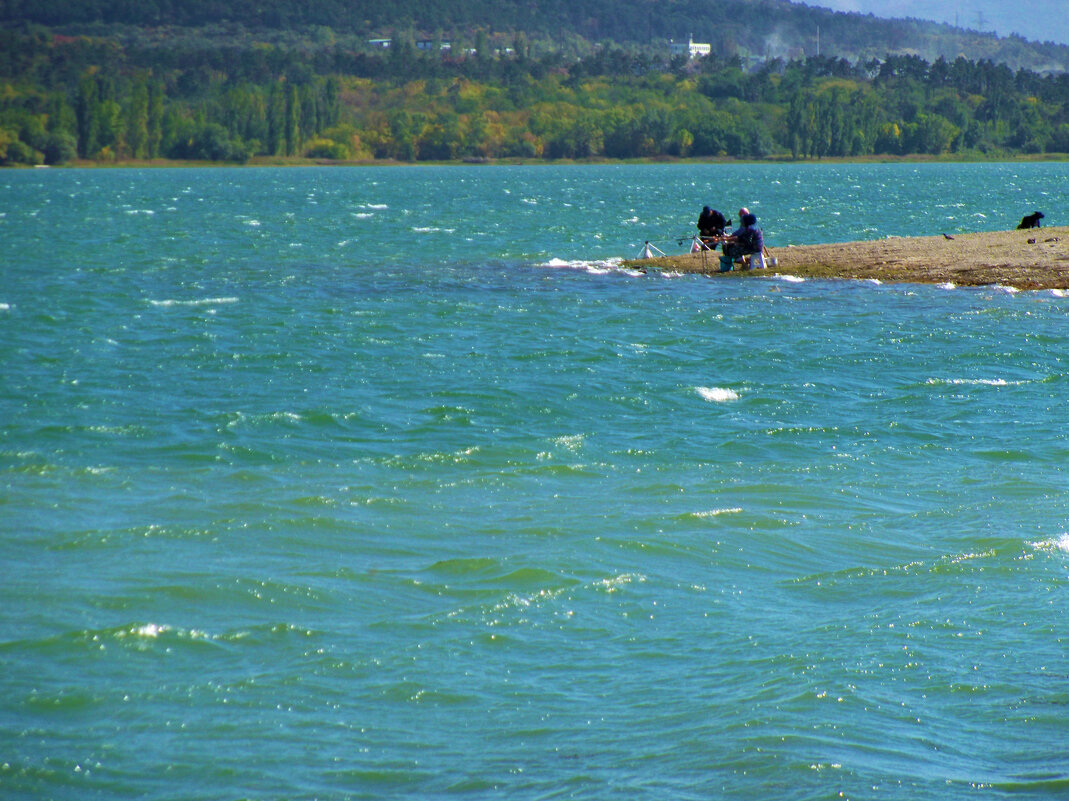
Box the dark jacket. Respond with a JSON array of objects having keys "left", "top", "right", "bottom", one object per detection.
[{"left": 698, "top": 207, "right": 727, "bottom": 236}]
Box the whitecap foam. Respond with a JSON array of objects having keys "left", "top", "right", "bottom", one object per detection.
[
  {"left": 690, "top": 508, "right": 743, "bottom": 518},
  {"left": 926, "top": 377, "right": 1024, "bottom": 387},
  {"left": 351, "top": 212, "right": 374, "bottom": 219},
  {"left": 540, "top": 257, "right": 625, "bottom": 274},
  {"left": 697, "top": 386, "right": 739, "bottom": 402},
  {"left": 1031, "top": 533, "right": 1069, "bottom": 554},
  {"left": 777, "top": 275, "right": 805, "bottom": 283},
  {"left": 0, "top": 302, "right": 10, "bottom": 311},
  {"left": 225, "top": 410, "right": 301, "bottom": 428},
  {"left": 149, "top": 297, "right": 239, "bottom": 307},
  {"left": 1050, "top": 289, "right": 1068, "bottom": 298},
  {"left": 938, "top": 282, "right": 956, "bottom": 290}
]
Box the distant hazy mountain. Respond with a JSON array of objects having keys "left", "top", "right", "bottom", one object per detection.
[
  {"left": 809, "top": 1, "right": 1069, "bottom": 48},
  {"left": 3, "top": 0, "right": 1067, "bottom": 72}
]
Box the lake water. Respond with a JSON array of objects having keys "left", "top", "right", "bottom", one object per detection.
[{"left": 2, "top": 162, "right": 1068, "bottom": 800}]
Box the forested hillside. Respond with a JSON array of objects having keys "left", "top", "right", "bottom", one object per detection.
[
  {"left": 2, "top": 0, "right": 1069, "bottom": 165},
  {"left": 4, "top": 0, "right": 1069, "bottom": 71}
]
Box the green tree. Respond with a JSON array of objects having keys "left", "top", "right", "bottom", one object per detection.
[
  {"left": 96, "top": 98, "right": 122, "bottom": 157},
  {"left": 267, "top": 81, "right": 285, "bottom": 155},
  {"left": 126, "top": 79, "right": 150, "bottom": 159},
  {"left": 44, "top": 130, "right": 77, "bottom": 164},
  {"left": 75, "top": 74, "right": 99, "bottom": 157},
  {"left": 147, "top": 81, "right": 164, "bottom": 157},
  {"left": 285, "top": 82, "right": 300, "bottom": 155}
]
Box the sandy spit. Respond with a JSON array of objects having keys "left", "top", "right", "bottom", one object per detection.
[{"left": 630, "top": 227, "right": 1069, "bottom": 290}]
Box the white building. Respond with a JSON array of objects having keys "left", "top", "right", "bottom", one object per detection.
[{"left": 670, "top": 37, "right": 711, "bottom": 59}]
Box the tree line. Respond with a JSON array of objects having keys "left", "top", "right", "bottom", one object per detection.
[{"left": 3, "top": 26, "right": 1069, "bottom": 166}]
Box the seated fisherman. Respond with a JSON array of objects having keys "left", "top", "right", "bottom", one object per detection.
[
  {"left": 697, "top": 206, "right": 729, "bottom": 249},
  {"left": 718, "top": 209, "right": 764, "bottom": 271}
]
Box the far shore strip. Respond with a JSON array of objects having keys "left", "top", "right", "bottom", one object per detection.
[{"left": 629, "top": 226, "right": 1069, "bottom": 290}]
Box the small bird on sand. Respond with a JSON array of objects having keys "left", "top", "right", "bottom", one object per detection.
[{"left": 942, "top": 233, "right": 954, "bottom": 240}]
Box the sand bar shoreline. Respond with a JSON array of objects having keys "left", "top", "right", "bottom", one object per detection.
[{"left": 629, "top": 227, "right": 1069, "bottom": 290}]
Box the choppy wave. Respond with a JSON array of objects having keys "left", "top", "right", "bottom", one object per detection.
[
  {"left": 696, "top": 386, "right": 740, "bottom": 402},
  {"left": 926, "top": 377, "right": 1027, "bottom": 387},
  {"left": 685, "top": 508, "right": 743, "bottom": 518},
  {"left": 5, "top": 621, "right": 324, "bottom": 654},
  {"left": 148, "top": 296, "right": 239, "bottom": 307}
]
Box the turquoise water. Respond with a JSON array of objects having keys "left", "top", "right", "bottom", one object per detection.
[{"left": 2, "top": 163, "right": 1069, "bottom": 800}]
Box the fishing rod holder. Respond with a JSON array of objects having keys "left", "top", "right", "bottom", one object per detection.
[{"left": 638, "top": 240, "right": 666, "bottom": 259}]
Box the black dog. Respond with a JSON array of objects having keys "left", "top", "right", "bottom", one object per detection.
[{"left": 1017, "top": 211, "right": 1044, "bottom": 229}]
